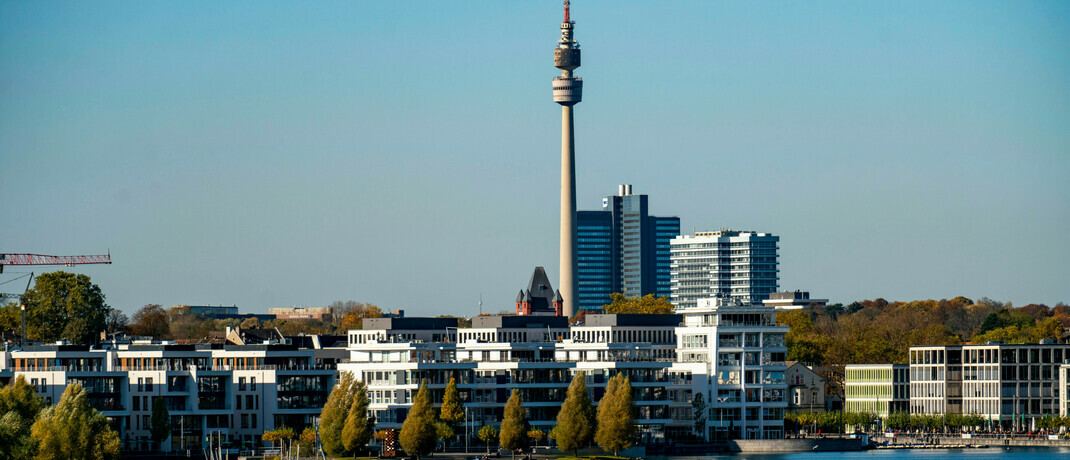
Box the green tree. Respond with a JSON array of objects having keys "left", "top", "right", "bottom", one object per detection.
[
  {"left": 435, "top": 421, "right": 455, "bottom": 451},
  {"left": 595, "top": 373, "right": 635, "bottom": 455},
  {"left": 17, "top": 271, "right": 110, "bottom": 344},
  {"left": 691, "top": 392, "right": 707, "bottom": 437},
  {"left": 440, "top": 377, "right": 464, "bottom": 425},
  {"left": 478, "top": 425, "right": 499, "bottom": 454},
  {"left": 150, "top": 396, "right": 172, "bottom": 451},
  {"left": 0, "top": 375, "right": 46, "bottom": 460},
  {"left": 30, "top": 383, "right": 121, "bottom": 460},
  {"left": 399, "top": 381, "right": 436, "bottom": 459},
  {"left": 320, "top": 371, "right": 356, "bottom": 456},
  {"left": 1031, "top": 317, "right": 1063, "bottom": 342},
  {"left": 342, "top": 379, "right": 373, "bottom": 454},
  {"left": 886, "top": 411, "right": 911, "bottom": 430},
  {"left": 551, "top": 371, "right": 595, "bottom": 455},
  {"left": 602, "top": 293, "right": 674, "bottom": 314},
  {"left": 130, "top": 304, "right": 171, "bottom": 339},
  {"left": 499, "top": 389, "right": 528, "bottom": 456}
]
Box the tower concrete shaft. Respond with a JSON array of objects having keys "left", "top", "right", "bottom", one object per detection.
[{"left": 554, "top": 1, "right": 582, "bottom": 318}]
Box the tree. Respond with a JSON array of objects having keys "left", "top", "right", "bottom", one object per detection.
[
  {"left": 551, "top": 371, "right": 595, "bottom": 455},
  {"left": 320, "top": 371, "right": 356, "bottom": 456},
  {"left": 130, "top": 304, "right": 171, "bottom": 339},
  {"left": 151, "top": 396, "right": 172, "bottom": 451},
  {"left": 104, "top": 309, "right": 128, "bottom": 335},
  {"left": 296, "top": 427, "right": 317, "bottom": 457},
  {"left": 1031, "top": 317, "right": 1063, "bottom": 342},
  {"left": 691, "top": 392, "right": 707, "bottom": 437},
  {"left": 602, "top": 293, "right": 674, "bottom": 314},
  {"left": 342, "top": 379, "right": 373, "bottom": 454},
  {"left": 435, "top": 421, "right": 455, "bottom": 451},
  {"left": 262, "top": 427, "right": 297, "bottom": 457},
  {"left": 17, "top": 271, "right": 109, "bottom": 344},
  {"left": 499, "top": 389, "right": 528, "bottom": 457},
  {"left": 527, "top": 429, "right": 545, "bottom": 449},
  {"left": 239, "top": 317, "right": 261, "bottom": 330},
  {"left": 595, "top": 373, "right": 635, "bottom": 455},
  {"left": 478, "top": 425, "right": 499, "bottom": 454},
  {"left": 399, "top": 380, "right": 436, "bottom": 459},
  {"left": 440, "top": 377, "right": 464, "bottom": 426},
  {"left": 31, "top": 383, "right": 121, "bottom": 460},
  {"left": 0, "top": 375, "right": 46, "bottom": 460}
]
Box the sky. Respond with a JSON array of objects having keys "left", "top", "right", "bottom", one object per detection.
[{"left": 1, "top": 1, "right": 1068, "bottom": 317}]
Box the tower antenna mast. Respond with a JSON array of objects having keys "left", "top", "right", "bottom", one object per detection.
[{"left": 553, "top": 0, "right": 582, "bottom": 318}]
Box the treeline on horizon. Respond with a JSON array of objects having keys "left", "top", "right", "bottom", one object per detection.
[{"left": 779, "top": 296, "right": 1069, "bottom": 395}]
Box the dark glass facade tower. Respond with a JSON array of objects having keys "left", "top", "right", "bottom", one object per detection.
[{"left": 575, "top": 185, "right": 680, "bottom": 311}]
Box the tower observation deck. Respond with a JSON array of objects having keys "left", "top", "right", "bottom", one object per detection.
[
  {"left": 552, "top": 1, "right": 582, "bottom": 105},
  {"left": 556, "top": 1, "right": 581, "bottom": 319}
]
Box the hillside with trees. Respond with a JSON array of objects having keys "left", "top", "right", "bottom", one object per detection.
[{"left": 779, "top": 296, "right": 1069, "bottom": 395}]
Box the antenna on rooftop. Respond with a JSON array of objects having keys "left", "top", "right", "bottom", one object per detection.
[{"left": 479, "top": 293, "right": 483, "bottom": 315}]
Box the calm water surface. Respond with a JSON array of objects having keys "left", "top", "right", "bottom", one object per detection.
[{"left": 649, "top": 447, "right": 1070, "bottom": 460}]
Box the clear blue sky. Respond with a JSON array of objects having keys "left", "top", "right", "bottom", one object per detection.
[{"left": 2, "top": 1, "right": 1067, "bottom": 316}]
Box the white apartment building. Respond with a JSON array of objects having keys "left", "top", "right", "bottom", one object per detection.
[
  {"left": 1060, "top": 364, "right": 1070, "bottom": 417},
  {"left": 670, "top": 230, "right": 779, "bottom": 309},
  {"left": 338, "top": 298, "right": 789, "bottom": 443},
  {"left": 0, "top": 341, "right": 342, "bottom": 452},
  {"left": 909, "top": 342, "right": 1069, "bottom": 429}
]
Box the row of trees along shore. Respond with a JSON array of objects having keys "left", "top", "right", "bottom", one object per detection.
[
  {"left": 315, "top": 371, "right": 637, "bottom": 459},
  {"left": 786, "top": 411, "right": 1070, "bottom": 434},
  {"left": 0, "top": 376, "right": 121, "bottom": 460}
]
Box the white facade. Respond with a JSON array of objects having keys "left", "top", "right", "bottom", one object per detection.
[
  {"left": 338, "top": 299, "right": 789, "bottom": 443},
  {"left": 0, "top": 342, "right": 340, "bottom": 452},
  {"left": 670, "top": 230, "right": 779, "bottom": 309},
  {"left": 909, "top": 343, "right": 1069, "bottom": 429}
]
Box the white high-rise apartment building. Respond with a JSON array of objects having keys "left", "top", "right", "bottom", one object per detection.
[
  {"left": 670, "top": 230, "right": 779, "bottom": 308},
  {"left": 339, "top": 298, "right": 789, "bottom": 443}
]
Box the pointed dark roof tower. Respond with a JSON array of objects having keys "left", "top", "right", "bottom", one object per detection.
[{"left": 518, "top": 266, "right": 558, "bottom": 315}]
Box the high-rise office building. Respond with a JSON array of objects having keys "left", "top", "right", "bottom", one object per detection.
[
  {"left": 575, "top": 185, "right": 681, "bottom": 311},
  {"left": 670, "top": 230, "right": 779, "bottom": 308}
]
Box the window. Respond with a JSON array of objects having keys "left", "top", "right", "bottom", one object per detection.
[
  {"left": 137, "top": 377, "right": 143, "bottom": 392},
  {"left": 251, "top": 377, "right": 256, "bottom": 390},
  {"left": 239, "top": 377, "right": 246, "bottom": 391},
  {"left": 236, "top": 395, "right": 242, "bottom": 410},
  {"left": 146, "top": 377, "right": 153, "bottom": 391},
  {"left": 241, "top": 414, "right": 248, "bottom": 429},
  {"left": 246, "top": 395, "right": 254, "bottom": 410},
  {"left": 133, "top": 396, "right": 140, "bottom": 411}
]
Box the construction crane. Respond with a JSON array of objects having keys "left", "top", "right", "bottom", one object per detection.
[
  {"left": 0, "top": 253, "right": 111, "bottom": 273},
  {"left": 0, "top": 252, "right": 112, "bottom": 347}
]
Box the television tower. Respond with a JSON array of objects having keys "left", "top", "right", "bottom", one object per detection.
[{"left": 553, "top": 0, "right": 582, "bottom": 319}]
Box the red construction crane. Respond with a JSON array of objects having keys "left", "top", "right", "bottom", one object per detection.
[{"left": 0, "top": 253, "right": 111, "bottom": 273}]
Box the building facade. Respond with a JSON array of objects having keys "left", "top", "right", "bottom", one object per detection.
[
  {"left": 0, "top": 341, "right": 341, "bottom": 452},
  {"left": 844, "top": 364, "right": 909, "bottom": 418},
  {"left": 786, "top": 362, "right": 827, "bottom": 413},
  {"left": 909, "top": 342, "right": 1069, "bottom": 429},
  {"left": 670, "top": 230, "right": 779, "bottom": 308},
  {"left": 575, "top": 185, "right": 680, "bottom": 311},
  {"left": 339, "top": 297, "right": 788, "bottom": 442}
]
